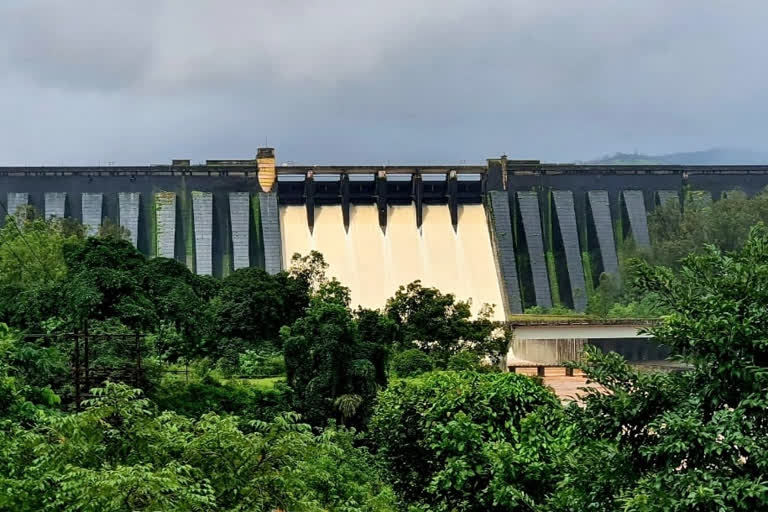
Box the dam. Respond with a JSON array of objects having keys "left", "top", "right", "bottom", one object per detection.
[{"left": 2, "top": 148, "right": 768, "bottom": 318}]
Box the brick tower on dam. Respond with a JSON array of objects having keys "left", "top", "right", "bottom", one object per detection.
[{"left": 2, "top": 148, "right": 768, "bottom": 317}]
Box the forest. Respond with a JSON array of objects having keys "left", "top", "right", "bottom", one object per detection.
[{"left": 1, "top": 195, "right": 768, "bottom": 511}]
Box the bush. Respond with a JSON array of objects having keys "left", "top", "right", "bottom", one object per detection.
[
  {"left": 391, "top": 349, "right": 432, "bottom": 377},
  {"left": 150, "top": 374, "right": 290, "bottom": 423},
  {"left": 446, "top": 350, "right": 496, "bottom": 372},
  {"left": 1, "top": 382, "right": 397, "bottom": 511},
  {"left": 238, "top": 349, "right": 286, "bottom": 377},
  {"left": 371, "top": 371, "right": 566, "bottom": 510}
]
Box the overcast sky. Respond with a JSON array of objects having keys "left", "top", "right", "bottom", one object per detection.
[{"left": 1, "top": 1, "right": 766, "bottom": 165}]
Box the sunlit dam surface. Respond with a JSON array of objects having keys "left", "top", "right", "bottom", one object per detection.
[{"left": 280, "top": 204, "right": 505, "bottom": 320}]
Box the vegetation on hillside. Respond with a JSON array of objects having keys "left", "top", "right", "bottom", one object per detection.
[{"left": 587, "top": 147, "right": 768, "bottom": 165}]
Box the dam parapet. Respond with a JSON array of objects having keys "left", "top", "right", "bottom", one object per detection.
[{"left": 3, "top": 149, "right": 768, "bottom": 316}]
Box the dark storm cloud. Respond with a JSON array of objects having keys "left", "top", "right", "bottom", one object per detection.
[{"left": 1, "top": 0, "right": 767, "bottom": 164}]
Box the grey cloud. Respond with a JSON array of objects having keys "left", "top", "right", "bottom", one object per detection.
[
  {"left": 1, "top": 1, "right": 767, "bottom": 164},
  {"left": 1, "top": 2, "right": 157, "bottom": 91}
]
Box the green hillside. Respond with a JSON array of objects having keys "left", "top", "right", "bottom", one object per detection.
[{"left": 587, "top": 148, "right": 768, "bottom": 165}]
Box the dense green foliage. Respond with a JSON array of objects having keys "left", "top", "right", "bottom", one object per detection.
[
  {"left": 552, "top": 226, "right": 768, "bottom": 511},
  {"left": 372, "top": 371, "right": 565, "bottom": 510},
  {"left": 210, "top": 266, "right": 309, "bottom": 354},
  {"left": 536, "top": 190, "right": 768, "bottom": 318},
  {"left": 646, "top": 189, "right": 768, "bottom": 268},
  {"left": 0, "top": 212, "right": 310, "bottom": 363},
  {"left": 150, "top": 373, "right": 290, "bottom": 423},
  {"left": 585, "top": 188, "right": 768, "bottom": 317},
  {"left": 0, "top": 384, "right": 395, "bottom": 511},
  {"left": 282, "top": 279, "right": 388, "bottom": 428},
  {"left": 238, "top": 347, "right": 287, "bottom": 377},
  {"left": 391, "top": 348, "right": 433, "bottom": 377},
  {"left": 385, "top": 281, "right": 506, "bottom": 366},
  {"left": 3, "top": 207, "right": 768, "bottom": 510},
  {"left": 0, "top": 317, "right": 395, "bottom": 511},
  {"left": 369, "top": 227, "right": 768, "bottom": 510}
]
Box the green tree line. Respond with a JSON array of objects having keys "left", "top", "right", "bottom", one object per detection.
[{"left": 2, "top": 206, "right": 768, "bottom": 510}]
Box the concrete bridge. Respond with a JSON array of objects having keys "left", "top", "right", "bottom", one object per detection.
[{"left": 2, "top": 148, "right": 767, "bottom": 315}]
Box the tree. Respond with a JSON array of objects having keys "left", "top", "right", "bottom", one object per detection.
[
  {"left": 0, "top": 210, "right": 85, "bottom": 290},
  {"left": 0, "top": 383, "right": 397, "bottom": 511},
  {"left": 355, "top": 307, "right": 397, "bottom": 386},
  {"left": 371, "top": 371, "right": 565, "bottom": 511},
  {"left": 385, "top": 281, "right": 504, "bottom": 366},
  {"left": 646, "top": 189, "right": 768, "bottom": 269},
  {"left": 289, "top": 250, "right": 329, "bottom": 292},
  {"left": 0, "top": 212, "right": 86, "bottom": 329},
  {"left": 97, "top": 218, "right": 131, "bottom": 241},
  {"left": 554, "top": 225, "right": 768, "bottom": 511},
  {"left": 138, "top": 257, "right": 213, "bottom": 360},
  {"left": 62, "top": 237, "right": 155, "bottom": 331},
  {"left": 209, "top": 267, "right": 309, "bottom": 362},
  {"left": 282, "top": 281, "right": 383, "bottom": 428},
  {"left": 391, "top": 348, "right": 432, "bottom": 377}
]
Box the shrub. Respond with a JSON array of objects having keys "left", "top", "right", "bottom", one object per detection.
[
  {"left": 446, "top": 350, "right": 496, "bottom": 372},
  {"left": 150, "top": 374, "right": 290, "bottom": 423},
  {"left": 391, "top": 349, "right": 432, "bottom": 377},
  {"left": 371, "top": 371, "right": 566, "bottom": 510},
  {"left": 238, "top": 349, "right": 286, "bottom": 377},
  {"left": 1, "top": 382, "right": 397, "bottom": 511}
]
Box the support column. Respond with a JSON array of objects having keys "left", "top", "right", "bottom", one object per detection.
[
  {"left": 6, "top": 192, "right": 28, "bottom": 218},
  {"left": 414, "top": 173, "right": 424, "bottom": 229},
  {"left": 45, "top": 192, "right": 66, "bottom": 219},
  {"left": 588, "top": 191, "right": 619, "bottom": 276},
  {"left": 118, "top": 192, "right": 140, "bottom": 247},
  {"left": 154, "top": 192, "right": 176, "bottom": 258},
  {"left": 448, "top": 170, "right": 458, "bottom": 231},
  {"left": 192, "top": 191, "right": 213, "bottom": 275},
  {"left": 657, "top": 190, "right": 680, "bottom": 207},
  {"left": 553, "top": 191, "right": 587, "bottom": 312},
  {"left": 259, "top": 192, "right": 282, "bottom": 275},
  {"left": 622, "top": 190, "right": 650, "bottom": 248},
  {"left": 488, "top": 191, "right": 523, "bottom": 314},
  {"left": 305, "top": 173, "right": 315, "bottom": 234},
  {"left": 82, "top": 193, "right": 103, "bottom": 236},
  {"left": 376, "top": 170, "right": 387, "bottom": 233},
  {"left": 341, "top": 174, "right": 350, "bottom": 232},
  {"left": 517, "top": 191, "right": 552, "bottom": 308},
  {"left": 229, "top": 192, "right": 250, "bottom": 270}
]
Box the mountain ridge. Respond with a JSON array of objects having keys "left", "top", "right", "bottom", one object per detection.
[{"left": 584, "top": 148, "right": 768, "bottom": 165}]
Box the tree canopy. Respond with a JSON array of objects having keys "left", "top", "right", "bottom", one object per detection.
[{"left": 282, "top": 279, "right": 388, "bottom": 428}]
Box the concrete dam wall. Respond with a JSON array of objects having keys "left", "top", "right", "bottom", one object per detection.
[{"left": 2, "top": 150, "right": 768, "bottom": 316}]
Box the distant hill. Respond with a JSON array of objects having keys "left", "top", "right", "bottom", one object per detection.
[{"left": 586, "top": 148, "right": 768, "bottom": 165}]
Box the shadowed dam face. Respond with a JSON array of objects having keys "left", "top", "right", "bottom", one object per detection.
[{"left": 280, "top": 203, "right": 505, "bottom": 320}]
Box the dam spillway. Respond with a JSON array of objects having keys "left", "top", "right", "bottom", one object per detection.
[
  {"left": 3, "top": 149, "right": 768, "bottom": 317},
  {"left": 280, "top": 203, "right": 505, "bottom": 318}
]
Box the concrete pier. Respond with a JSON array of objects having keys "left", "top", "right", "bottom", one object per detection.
[{"left": 192, "top": 191, "right": 213, "bottom": 275}]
